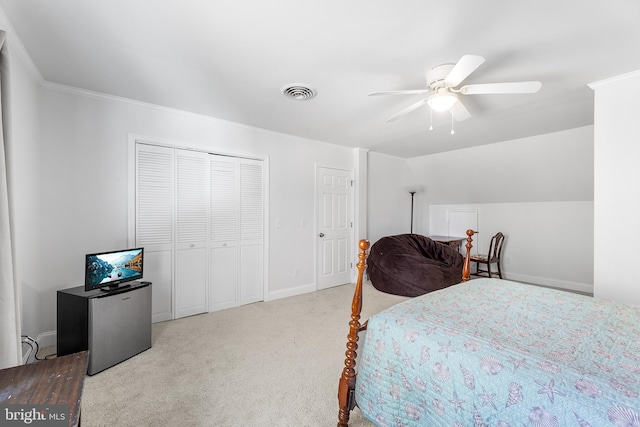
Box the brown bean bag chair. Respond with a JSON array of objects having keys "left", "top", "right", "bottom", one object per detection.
[{"left": 367, "top": 234, "right": 464, "bottom": 297}]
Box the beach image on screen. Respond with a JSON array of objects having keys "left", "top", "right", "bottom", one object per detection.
[{"left": 86, "top": 249, "right": 143, "bottom": 286}]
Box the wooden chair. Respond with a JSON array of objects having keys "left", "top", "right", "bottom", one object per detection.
[{"left": 470, "top": 232, "right": 505, "bottom": 279}]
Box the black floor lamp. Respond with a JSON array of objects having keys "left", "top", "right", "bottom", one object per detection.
[{"left": 409, "top": 190, "right": 416, "bottom": 234}]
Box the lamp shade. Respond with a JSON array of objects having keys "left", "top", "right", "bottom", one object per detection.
[{"left": 427, "top": 90, "right": 458, "bottom": 112}]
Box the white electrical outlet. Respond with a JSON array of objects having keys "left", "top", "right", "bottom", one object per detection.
[{"left": 293, "top": 267, "right": 301, "bottom": 277}]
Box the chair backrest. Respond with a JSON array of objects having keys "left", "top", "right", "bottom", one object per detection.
[{"left": 488, "top": 232, "right": 505, "bottom": 261}]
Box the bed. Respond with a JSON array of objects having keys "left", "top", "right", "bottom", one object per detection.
[{"left": 337, "top": 230, "right": 640, "bottom": 427}]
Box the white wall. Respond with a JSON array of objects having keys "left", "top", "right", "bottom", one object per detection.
[
  {"left": 366, "top": 152, "right": 417, "bottom": 245},
  {"left": 429, "top": 202, "right": 593, "bottom": 293},
  {"left": 409, "top": 126, "right": 594, "bottom": 206},
  {"left": 407, "top": 126, "right": 595, "bottom": 292},
  {"left": 591, "top": 70, "right": 640, "bottom": 306},
  {"left": 9, "top": 83, "right": 355, "bottom": 337},
  {"left": 364, "top": 128, "right": 595, "bottom": 293}
]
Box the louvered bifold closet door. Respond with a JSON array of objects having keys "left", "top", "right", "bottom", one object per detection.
[
  {"left": 209, "top": 155, "right": 239, "bottom": 311},
  {"left": 239, "top": 158, "right": 264, "bottom": 305},
  {"left": 175, "top": 150, "right": 210, "bottom": 318},
  {"left": 135, "top": 144, "right": 174, "bottom": 322}
]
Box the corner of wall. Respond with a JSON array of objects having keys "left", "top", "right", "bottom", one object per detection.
[{"left": 0, "top": 7, "right": 45, "bottom": 85}]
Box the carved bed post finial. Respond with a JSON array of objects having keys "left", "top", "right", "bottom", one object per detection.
[
  {"left": 337, "top": 239, "right": 369, "bottom": 427},
  {"left": 462, "top": 229, "right": 475, "bottom": 282}
]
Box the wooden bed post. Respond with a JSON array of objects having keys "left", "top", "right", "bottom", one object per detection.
[
  {"left": 337, "top": 239, "right": 369, "bottom": 427},
  {"left": 462, "top": 229, "right": 475, "bottom": 282},
  {"left": 338, "top": 234, "right": 475, "bottom": 425}
]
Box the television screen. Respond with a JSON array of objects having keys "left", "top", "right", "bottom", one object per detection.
[{"left": 85, "top": 247, "right": 144, "bottom": 292}]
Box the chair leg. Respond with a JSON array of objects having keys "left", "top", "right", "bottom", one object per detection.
[
  {"left": 487, "top": 262, "right": 492, "bottom": 278},
  {"left": 497, "top": 261, "right": 503, "bottom": 279}
]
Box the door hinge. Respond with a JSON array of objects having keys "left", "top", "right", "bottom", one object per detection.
[{"left": 350, "top": 180, "right": 354, "bottom": 187}]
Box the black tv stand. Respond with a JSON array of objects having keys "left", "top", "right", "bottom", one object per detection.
[
  {"left": 100, "top": 283, "right": 131, "bottom": 292},
  {"left": 57, "top": 281, "right": 152, "bottom": 375}
]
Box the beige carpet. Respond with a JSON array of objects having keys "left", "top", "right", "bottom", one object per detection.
[{"left": 80, "top": 282, "right": 408, "bottom": 426}]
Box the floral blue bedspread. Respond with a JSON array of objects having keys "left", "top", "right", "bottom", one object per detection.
[{"left": 355, "top": 278, "right": 640, "bottom": 426}]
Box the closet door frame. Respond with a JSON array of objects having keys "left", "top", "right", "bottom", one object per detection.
[{"left": 127, "top": 134, "right": 270, "bottom": 319}]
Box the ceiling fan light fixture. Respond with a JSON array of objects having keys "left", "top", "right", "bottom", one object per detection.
[{"left": 427, "top": 90, "right": 458, "bottom": 112}]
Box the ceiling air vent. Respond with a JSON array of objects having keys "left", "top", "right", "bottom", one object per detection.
[{"left": 281, "top": 84, "right": 317, "bottom": 100}]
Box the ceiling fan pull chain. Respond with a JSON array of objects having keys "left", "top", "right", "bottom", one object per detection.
[
  {"left": 429, "top": 107, "right": 433, "bottom": 131},
  {"left": 451, "top": 111, "right": 455, "bottom": 135}
]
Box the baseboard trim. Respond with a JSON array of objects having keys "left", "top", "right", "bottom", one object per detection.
[
  {"left": 22, "top": 331, "right": 57, "bottom": 364},
  {"left": 266, "top": 283, "right": 316, "bottom": 301},
  {"left": 504, "top": 272, "right": 593, "bottom": 295},
  {"left": 152, "top": 313, "right": 172, "bottom": 323},
  {"left": 38, "top": 330, "right": 57, "bottom": 349}
]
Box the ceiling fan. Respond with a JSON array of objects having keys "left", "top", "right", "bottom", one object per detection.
[{"left": 370, "top": 55, "right": 542, "bottom": 123}]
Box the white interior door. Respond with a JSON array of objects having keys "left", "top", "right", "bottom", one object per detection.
[
  {"left": 175, "top": 150, "right": 209, "bottom": 318},
  {"left": 317, "top": 167, "right": 352, "bottom": 290},
  {"left": 134, "top": 141, "right": 266, "bottom": 319},
  {"left": 209, "top": 155, "right": 239, "bottom": 312},
  {"left": 209, "top": 156, "right": 264, "bottom": 310},
  {"left": 239, "top": 159, "right": 264, "bottom": 304},
  {"left": 135, "top": 144, "right": 175, "bottom": 322}
]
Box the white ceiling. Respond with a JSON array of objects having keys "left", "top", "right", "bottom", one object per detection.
[{"left": 1, "top": 0, "right": 639, "bottom": 158}]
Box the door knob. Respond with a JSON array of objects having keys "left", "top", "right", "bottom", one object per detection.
[{"left": 319, "top": 233, "right": 325, "bottom": 237}]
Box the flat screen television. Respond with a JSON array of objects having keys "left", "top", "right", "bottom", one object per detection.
[{"left": 85, "top": 247, "right": 144, "bottom": 292}]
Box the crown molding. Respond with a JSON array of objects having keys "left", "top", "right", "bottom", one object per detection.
[{"left": 588, "top": 69, "right": 640, "bottom": 90}]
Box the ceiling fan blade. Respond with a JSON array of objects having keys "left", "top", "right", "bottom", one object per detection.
[
  {"left": 444, "top": 55, "right": 485, "bottom": 87},
  {"left": 460, "top": 81, "right": 542, "bottom": 95},
  {"left": 385, "top": 99, "right": 429, "bottom": 122},
  {"left": 451, "top": 100, "right": 471, "bottom": 122},
  {"left": 369, "top": 89, "right": 429, "bottom": 96}
]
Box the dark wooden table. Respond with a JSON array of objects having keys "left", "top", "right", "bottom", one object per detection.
[
  {"left": 0, "top": 351, "right": 89, "bottom": 427},
  {"left": 429, "top": 235, "right": 466, "bottom": 252}
]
